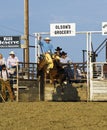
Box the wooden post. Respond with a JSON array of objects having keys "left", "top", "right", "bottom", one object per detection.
[{"left": 24, "top": 0, "right": 29, "bottom": 65}]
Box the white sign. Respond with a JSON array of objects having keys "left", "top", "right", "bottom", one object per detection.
[
  {"left": 102, "top": 22, "right": 107, "bottom": 35},
  {"left": 50, "top": 23, "right": 76, "bottom": 37}
]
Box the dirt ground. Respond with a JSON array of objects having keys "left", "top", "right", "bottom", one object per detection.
[{"left": 0, "top": 101, "right": 107, "bottom": 130}]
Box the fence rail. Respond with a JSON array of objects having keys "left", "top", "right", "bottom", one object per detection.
[
  {"left": 16, "top": 62, "right": 87, "bottom": 82},
  {"left": 18, "top": 62, "right": 37, "bottom": 80}
]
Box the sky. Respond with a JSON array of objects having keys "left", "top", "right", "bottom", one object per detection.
[{"left": 0, "top": 0, "right": 107, "bottom": 63}]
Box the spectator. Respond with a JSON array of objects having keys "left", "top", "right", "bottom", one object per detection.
[
  {"left": 7, "top": 51, "right": 19, "bottom": 75},
  {"left": 0, "top": 53, "right": 6, "bottom": 71},
  {"left": 72, "top": 64, "right": 82, "bottom": 80},
  {"left": 0, "top": 64, "right": 15, "bottom": 101},
  {"left": 7, "top": 51, "right": 19, "bottom": 69}
]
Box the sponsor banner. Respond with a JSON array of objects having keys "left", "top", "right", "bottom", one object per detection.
[
  {"left": 50, "top": 23, "right": 76, "bottom": 37},
  {"left": 0, "top": 36, "right": 21, "bottom": 48}
]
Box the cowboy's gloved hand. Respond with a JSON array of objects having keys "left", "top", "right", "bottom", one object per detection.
[{"left": 52, "top": 54, "right": 55, "bottom": 59}]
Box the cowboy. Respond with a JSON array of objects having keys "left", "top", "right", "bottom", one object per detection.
[
  {"left": 60, "top": 51, "right": 73, "bottom": 81},
  {"left": 39, "top": 37, "right": 54, "bottom": 54},
  {"left": 0, "top": 64, "right": 15, "bottom": 101},
  {"left": 38, "top": 37, "right": 54, "bottom": 73},
  {"left": 54, "top": 46, "right": 62, "bottom": 60},
  {"left": 60, "top": 51, "right": 72, "bottom": 64}
]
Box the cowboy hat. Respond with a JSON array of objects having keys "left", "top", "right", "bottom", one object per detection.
[
  {"left": 61, "top": 51, "right": 67, "bottom": 56},
  {"left": 44, "top": 37, "right": 51, "bottom": 41},
  {"left": 55, "top": 46, "right": 62, "bottom": 51},
  {"left": 9, "top": 51, "right": 15, "bottom": 55}
]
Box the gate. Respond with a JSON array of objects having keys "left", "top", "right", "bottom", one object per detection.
[
  {"left": 90, "top": 62, "right": 107, "bottom": 101},
  {"left": 88, "top": 31, "right": 107, "bottom": 101}
]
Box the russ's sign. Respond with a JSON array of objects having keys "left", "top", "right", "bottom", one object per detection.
[
  {"left": 102, "top": 22, "right": 107, "bottom": 35},
  {"left": 0, "top": 36, "right": 21, "bottom": 48}
]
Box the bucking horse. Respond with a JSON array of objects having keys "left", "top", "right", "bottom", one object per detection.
[{"left": 37, "top": 56, "right": 68, "bottom": 92}]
